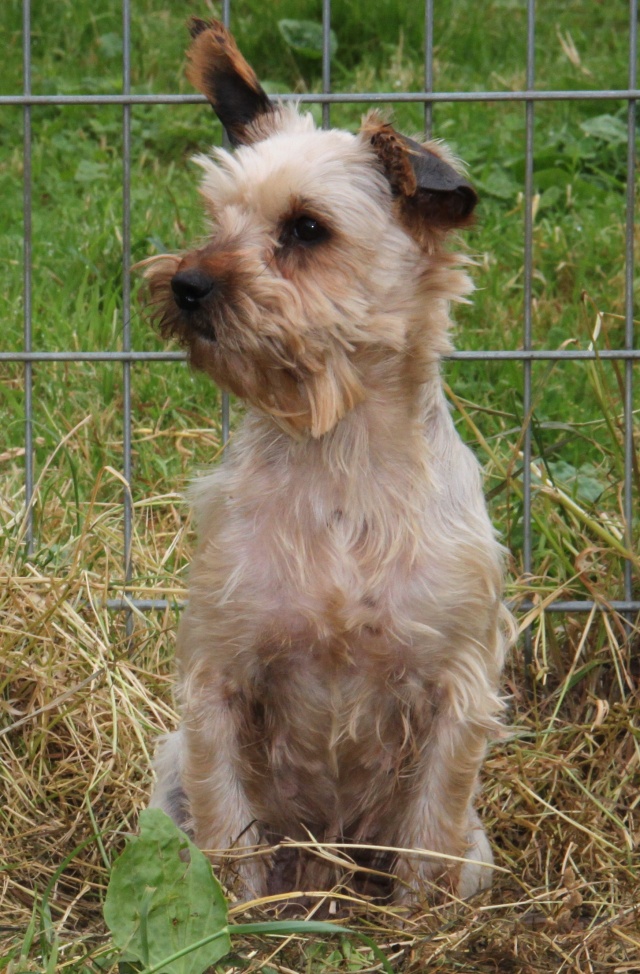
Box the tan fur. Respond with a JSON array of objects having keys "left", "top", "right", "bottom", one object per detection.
[
  {"left": 186, "top": 18, "right": 274, "bottom": 146},
  {"left": 147, "top": 23, "right": 514, "bottom": 907}
]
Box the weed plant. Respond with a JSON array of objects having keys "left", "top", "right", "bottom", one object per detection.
[{"left": 1, "top": 1, "right": 638, "bottom": 971}]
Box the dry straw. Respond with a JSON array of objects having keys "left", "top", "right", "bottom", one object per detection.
[{"left": 1, "top": 412, "right": 638, "bottom": 973}]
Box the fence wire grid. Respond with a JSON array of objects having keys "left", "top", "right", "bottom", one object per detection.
[{"left": 3, "top": 0, "right": 639, "bottom": 631}]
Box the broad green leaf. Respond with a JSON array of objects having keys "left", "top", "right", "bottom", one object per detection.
[
  {"left": 537, "top": 185, "right": 564, "bottom": 212},
  {"left": 103, "top": 809, "right": 230, "bottom": 974},
  {"left": 74, "top": 160, "right": 109, "bottom": 183},
  {"left": 534, "top": 167, "right": 570, "bottom": 191},
  {"left": 548, "top": 460, "right": 605, "bottom": 505},
  {"left": 548, "top": 460, "right": 576, "bottom": 483},
  {"left": 575, "top": 464, "right": 606, "bottom": 505},
  {"left": 579, "top": 114, "right": 628, "bottom": 146},
  {"left": 98, "top": 32, "right": 123, "bottom": 59},
  {"left": 478, "top": 166, "right": 519, "bottom": 200},
  {"left": 278, "top": 19, "right": 338, "bottom": 59},
  {"left": 570, "top": 175, "right": 617, "bottom": 203}
]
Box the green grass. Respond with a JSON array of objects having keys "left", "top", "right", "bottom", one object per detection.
[
  {"left": 1, "top": 0, "right": 637, "bottom": 573},
  {"left": 1, "top": 1, "right": 639, "bottom": 971}
]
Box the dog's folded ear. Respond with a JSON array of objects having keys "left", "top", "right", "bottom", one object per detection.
[
  {"left": 186, "top": 18, "right": 274, "bottom": 146},
  {"left": 362, "top": 116, "right": 478, "bottom": 233}
]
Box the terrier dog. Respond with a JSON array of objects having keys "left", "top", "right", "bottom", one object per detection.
[{"left": 146, "top": 18, "right": 512, "bottom": 907}]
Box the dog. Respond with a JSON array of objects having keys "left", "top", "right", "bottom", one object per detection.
[{"left": 145, "top": 18, "right": 512, "bottom": 907}]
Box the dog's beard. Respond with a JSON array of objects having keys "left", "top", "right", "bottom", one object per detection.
[{"left": 145, "top": 261, "right": 365, "bottom": 438}]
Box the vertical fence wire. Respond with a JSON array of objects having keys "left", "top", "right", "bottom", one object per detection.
[
  {"left": 522, "top": 0, "right": 536, "bottom": 671},
  {"left": 22, "top": 0, "right": 33, "bottom": 555},
  {"left": 424, "top": 0, "right": 434, "bottom": 139},
  {"left": 623, "top": 0, "right": 638, "bottom": 628},
  {"left": 122, "top": 0, "right": 133, "bottom": 632},
  {"left": 221, "top": 0, "right": 232, "bottom": 446},
  {"left": 322, "top": 0, "right": 332, "bottom": 130}
]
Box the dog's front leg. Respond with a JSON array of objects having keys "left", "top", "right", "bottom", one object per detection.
[
  {"left": 151, "top": 658, "right": 268, "bottom": 900},
  {"left": 182, "top": 666, "right": 269, "bottom": 900},
  {"left": 392, "top": 699, "right": 495, "bottom": 904}
]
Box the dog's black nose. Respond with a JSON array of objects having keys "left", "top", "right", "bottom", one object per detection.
[{"left": 171, "top": 269, "right": 216, "bottom": 311}]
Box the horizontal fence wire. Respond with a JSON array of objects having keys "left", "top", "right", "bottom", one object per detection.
[
  {"left": 13, "top": 0, "right": 639, "bottom": 618},
  {"left": 3, "top": 89, "right": 640, "bottom": 106},
  {"left": 105, "top": 599, "right": 640, "bottom": 614},
  {"left": 3, "top": 350, "right": 640, "bottom": 362}
]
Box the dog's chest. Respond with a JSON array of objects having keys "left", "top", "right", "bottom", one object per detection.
[
  {"left": 235, "top": 648, "right": 436, "bottom": 835},
  {"left": 232, "top": 493, "right": 411, "bottom": 647}
]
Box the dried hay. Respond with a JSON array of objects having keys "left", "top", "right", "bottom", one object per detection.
[{"left": 1, "top": 428, "right": 638, "bottom": 973}]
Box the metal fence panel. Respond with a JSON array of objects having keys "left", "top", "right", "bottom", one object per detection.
[{"left": 5, "top": 0, "right": 638, "bottom": 620}]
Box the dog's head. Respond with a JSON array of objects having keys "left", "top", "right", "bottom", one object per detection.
[{"left": 145, "top": 19, "right": 478, "bottom": 438}]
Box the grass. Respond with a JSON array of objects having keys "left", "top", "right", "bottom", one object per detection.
[{"left": 1, "top": 0, "right": 639, "bottom": 971}]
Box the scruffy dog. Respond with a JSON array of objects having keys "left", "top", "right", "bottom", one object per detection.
[{"left": 146, "top": 18, "right": 512, "bottom": 907}]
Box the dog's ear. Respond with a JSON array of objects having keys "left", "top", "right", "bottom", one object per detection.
[
  {"left": 362, "top": 116, "right": 478, "bottom": 232},
  {"left": 186, "top": 18, "right": 274, "bottom": 146}
]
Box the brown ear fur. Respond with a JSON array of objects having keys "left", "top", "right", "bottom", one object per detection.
[
  {"left": 361, "top": 114, "right": 478, "bottom": 236},
  {"left": 186, "top": 18, "right": 274, "bottom": 146}
]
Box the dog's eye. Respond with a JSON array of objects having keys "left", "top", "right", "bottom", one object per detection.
[
  {"left": 293, "top": 217, "right": 324, "bottom": 242},
  {"left": 289, "top": 216, "right": 329, "bottom": 245}
]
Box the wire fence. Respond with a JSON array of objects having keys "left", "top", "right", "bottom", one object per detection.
[{"left": 3, "top": 0, "right": 639, "bottom": 626}]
